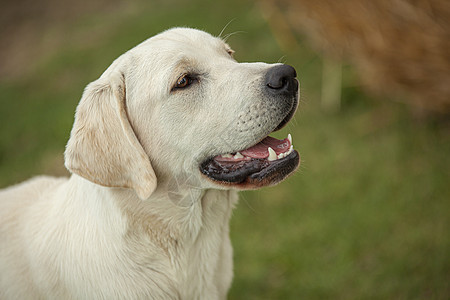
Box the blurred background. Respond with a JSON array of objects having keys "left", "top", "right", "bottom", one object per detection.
[{"left": 1, "top": 0, "right": 449, "bottom": 298}]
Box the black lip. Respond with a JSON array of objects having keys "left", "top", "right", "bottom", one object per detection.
[
  {"left": 274, "top": 82, "right": 299, "bottom": 132},
  {"left": 200, "top": 150, "right": 300, "bottom": 187}
]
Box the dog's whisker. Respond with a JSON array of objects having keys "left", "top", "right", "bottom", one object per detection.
[
  {"left": 218, "top": 19, "right": 236, "bottom": 38},
  {"left": 277, "top": 55, "right": 287, "bottom": 64},
  {"left": 222, "top": 30, "right": 245, "bottom": 42}
]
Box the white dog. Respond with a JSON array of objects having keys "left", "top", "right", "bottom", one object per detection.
[{"left": 0, "top": 28, "right": 299, "bottom": 299}]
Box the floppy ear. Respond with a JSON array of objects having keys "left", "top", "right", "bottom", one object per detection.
[{"left": 65, "top": 70, "right": 157, "bottom": 199}]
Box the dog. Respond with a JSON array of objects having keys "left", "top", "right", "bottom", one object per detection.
[{"left": 0, "top": 28, "right": 300, "bottom": 299}]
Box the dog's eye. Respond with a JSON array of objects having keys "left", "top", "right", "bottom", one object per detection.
[
  {"left": 226, "top": 49, "right": 234, "bottom": 58},
  {"left": 173, "top": 74, "right": 194, "bottom": 90}
]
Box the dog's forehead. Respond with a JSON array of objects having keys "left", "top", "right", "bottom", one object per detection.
[{"left": 136, "top": 28, "right": 231, "bottom": 58}]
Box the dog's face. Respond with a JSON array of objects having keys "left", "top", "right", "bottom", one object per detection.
[{"left": 65, "top": 28, "right": 300, "bottom": 199}]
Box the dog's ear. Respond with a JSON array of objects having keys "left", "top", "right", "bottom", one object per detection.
[{"left": 65, "top": 70, "right": 157, "bottom": 199}]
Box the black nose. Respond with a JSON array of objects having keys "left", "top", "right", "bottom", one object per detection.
[{"left": 265, "top": 64, "right": 298, "bottom": 95}]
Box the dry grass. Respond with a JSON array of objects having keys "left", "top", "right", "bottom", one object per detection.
[{"left": 269, "top": 0, "right": 450, "bottom": 113}]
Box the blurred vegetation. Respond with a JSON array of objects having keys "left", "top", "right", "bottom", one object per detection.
[{"left": 0, "top": 0, "right": 449, "bottom": 299}]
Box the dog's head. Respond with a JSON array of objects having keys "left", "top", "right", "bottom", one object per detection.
[{"left": 65, "top": 28, "right": 300, "bottom": 199}]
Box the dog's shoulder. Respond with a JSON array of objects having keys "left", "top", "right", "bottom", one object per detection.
[
  {"left": 0, "top": 176, "right": 68, "bottom": 220},
  {"left": 0, "top": 175, "right": 68, "bottom": 199}
]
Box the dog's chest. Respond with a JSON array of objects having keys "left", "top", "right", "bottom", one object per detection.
[{"left": 120, "top": 189, "right": 238, "bottom": 299}]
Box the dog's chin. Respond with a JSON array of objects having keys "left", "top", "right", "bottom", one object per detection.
[{"left": 199, "top": 102, "right": 300, "bottom": 189}]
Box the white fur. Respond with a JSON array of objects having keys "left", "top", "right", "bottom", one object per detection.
[{"left": 0, "top": 28, "right": 293, "bottom": 299}]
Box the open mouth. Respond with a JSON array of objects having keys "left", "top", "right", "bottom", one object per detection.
[{"left": 200, "top": 132, "right": 300, "bottom": 189}]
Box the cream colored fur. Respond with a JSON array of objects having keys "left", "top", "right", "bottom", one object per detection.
[{"left": 0, "top": 28, "right": 292, "bottom": 299}]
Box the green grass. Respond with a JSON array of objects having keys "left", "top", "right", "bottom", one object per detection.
[
  {"left": 1, "top": 0, "right": 449, "bottom": 299},
  {"left": 232, "top": 100, "right": 450, "bottom": 299}
]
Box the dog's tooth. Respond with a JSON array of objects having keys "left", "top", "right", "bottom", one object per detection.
[
  {"left": 288, "top": 133, "right": 292, "bottom": 144},
  {"left": 287, "top": 145, "right": 293, "bottom": 154},
  {"left": 277, "top": 153, "right": 283, "bottom": 159},
  {"left": 222, "top": 153, "right": 233, "bottom": 158},
  {"left": 268, "top": 147, "right": 277, "bottom": 161},
  {"left": 234, "top": 152, "right": 244, "bottom": 159}
]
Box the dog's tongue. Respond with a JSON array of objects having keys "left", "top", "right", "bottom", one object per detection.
[{"left": 240, "top": 136, "right": 291, "bottom": 159}]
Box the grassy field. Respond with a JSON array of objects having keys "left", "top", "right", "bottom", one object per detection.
[{"left": 1, "top": 0, "right": 449, "bottom": 299}]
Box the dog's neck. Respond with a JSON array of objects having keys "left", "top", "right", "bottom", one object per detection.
[
  {"left": 68, "top": 174, "right": 238, "bottom": 241},
  {"left": 67, "top": 174, "right": 237, "bottom": 298}
]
